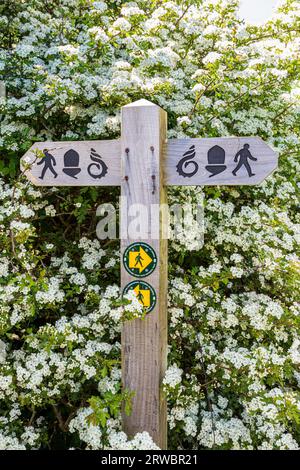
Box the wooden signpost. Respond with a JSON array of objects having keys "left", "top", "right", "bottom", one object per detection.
[{"left": 21, "top": 99, "right": 278, "bottom": 449}]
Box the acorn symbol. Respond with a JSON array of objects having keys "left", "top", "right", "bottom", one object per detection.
[
  {"left": 62, "top": 149, "right": 81, "bottom": 179},
  {"left": 205, "top": 145, "right": 227, "bottom": 177}
]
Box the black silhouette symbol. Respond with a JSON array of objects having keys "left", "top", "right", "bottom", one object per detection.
[
  {"left": 137, "top": 291, "right": 145, "bottom": 305},
  {"left": 232, "top": 144, "right": 257, "bottom": 177},
  {"left": 63, "top": 149, "right": 81, "bottom": 179},
  {"left": 206, "top": 145, "right": 227, "bottom": 177},
  {"left": 37, "top": 149, "right": 58, "bottom": 180},
  {"left": 176, "top": 145, "right": 198, "bottom": 178},
  {"left": 87, "top": 148, "right": 108, "bottom": 179},
  {"left": 134, "top": 253, "right": 144, "bottom": 268}
]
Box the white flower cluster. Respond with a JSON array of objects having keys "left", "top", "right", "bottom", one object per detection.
[
  {"left": 163, "top": 364, "right": 183, "bottom": 388},
  {"left": 69, "top": 408, "right": 159, "bottom": 450}
]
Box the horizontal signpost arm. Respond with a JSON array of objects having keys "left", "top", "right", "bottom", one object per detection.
[
  {"left": 21, "top": 139, "right": 121, "bottom": 186},
  {"left": 164, "top": 137, "right": 278, "bottom": 186}
]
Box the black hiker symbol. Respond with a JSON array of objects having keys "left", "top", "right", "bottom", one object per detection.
[
  {"left": 37, "top": 149, "right": 58, "bottom": 179},
  {"left": 232, "top": 144, "right": 257, "bottom": 177},
  {"left": 137, "top": 290, "right": 144, "bottom": 305},
  {"left": 134, "top": 252, "right": 144, "bottom": 268}
]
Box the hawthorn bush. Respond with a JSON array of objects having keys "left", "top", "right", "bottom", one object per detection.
[{"left": 0, "top": 0, "right": 299, "bottom": 449}]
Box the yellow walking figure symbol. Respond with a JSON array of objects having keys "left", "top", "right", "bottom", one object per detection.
[
  {"left": 134, "top": 252, "right": 144, "bottom": 268},
  {"left": 125, "top": 243, "right": 156, "bottom": 277},
  {"left": 232, "top": 144, "right": 257, "bottom": 177},
  {"left": 37, "top": 149, "right": 58, "bottom": 180}
]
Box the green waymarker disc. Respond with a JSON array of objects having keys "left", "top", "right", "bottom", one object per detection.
[
  {"left": 123, "top": 242, "right": 157, "bottom": 278},
  {"left": 123, "top": 280, "right": 157, "bottom": 313}
]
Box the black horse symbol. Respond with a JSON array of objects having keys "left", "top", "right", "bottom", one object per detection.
[
  {"left": 37, "top": 149, "right": 58, "bottom": 179},
  {"left": 232, "top": 144, "right": 257, "bottom": 177},
  {"left": 87, "top": 148, "right": 108, "bottom": 179},
  {"left": 176, "top": 145, "right": 198, "bottom": 178}
]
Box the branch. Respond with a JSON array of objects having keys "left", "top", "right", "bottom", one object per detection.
[
  {"left": 174, "top": 5, "right": 191, "bottom": 27},
  {"left": 52, "top": 404, "right": 66, "bottom": 433}
]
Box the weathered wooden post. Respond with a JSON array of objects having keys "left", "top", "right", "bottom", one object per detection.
[{"left": 121, "top": 100, "right": 168, "bottom": 449}]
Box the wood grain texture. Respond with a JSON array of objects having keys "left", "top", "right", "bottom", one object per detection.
[
  {"left": 165, "top": 137, "right": 278, "bottom": 186},
  {"left": 121, "top": 99, "right": 168, "bottom": 449},
  {"left": 21, "top": 140, "right": 121, "bottom": 186}
]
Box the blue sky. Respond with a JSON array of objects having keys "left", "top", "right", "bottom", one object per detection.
[{"left": 239, "top": 0, "right": 278, "bottom": 24}]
